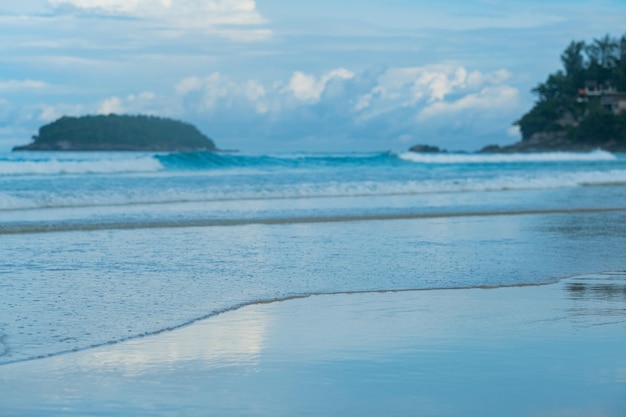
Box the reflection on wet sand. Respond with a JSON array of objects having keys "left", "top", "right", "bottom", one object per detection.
[
  {"left": 83, "top": 308, "right": 271, "bottom": 375},
  {"left": 567, "top": 279, "right": 626, "bottom": 302},
  {"left": 0, "top": 273, "right": 625, "bottom": 417},
  {"left": 565, "top": 274, "right": 626, "bottom": 324}
]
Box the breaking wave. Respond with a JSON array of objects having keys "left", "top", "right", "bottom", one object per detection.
[
  {"left": 0, "top": 150, "right": 619, "bottom": 177},
  {"left": 0, "top": 155, "right": 164, "bottom": 176},
  {"left": 397, "top": 149, "right": 617, "bottom": 164},
  {"left": 2, "top": 169, "right": 626, "bottom": 211},
  {"left": 158, "top": 150, "right": 618, "bottom": 170}
]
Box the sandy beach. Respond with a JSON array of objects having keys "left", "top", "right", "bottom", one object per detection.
[
  {"left": 1, "top": 271, "right": 625, "bottom": 417},
  {"left": 3, "top": 5, "right": 626, "bottom": 416}
]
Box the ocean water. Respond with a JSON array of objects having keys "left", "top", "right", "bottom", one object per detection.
[
  {"left": 1, "top": 149, "right": 626, "bottom": 365},
  {"left": 2, "top": 273, "right": 625, "bottom": 416}
]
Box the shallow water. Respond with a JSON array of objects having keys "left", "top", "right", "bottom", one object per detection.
[
  {"left": 2, "top": 150, "right": 626, "bottom": 415},
  {"left": 2, "top": 150, "right": 626, "bottom": 366},
  {"left": 1, "top": 273, "right": 625, "bottom": 416},
  {"left": 3, "top": 210, "right": 626, "bottom": 365}
]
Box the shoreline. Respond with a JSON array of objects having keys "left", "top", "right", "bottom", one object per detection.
[
  {"left": 1, "top": 272, "right": 625, "bottom": 416},
  {"left": 4, "top": 209, "right": 626, "bottom": 369},
  {"left": 3, "top": 205, "right": 626, "bottom": 235},
  {"left": 0, "top": 277, "right": 563, "bottom": 367}
]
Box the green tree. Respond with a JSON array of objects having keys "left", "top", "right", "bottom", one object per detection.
[
  {"left": 572, "top": 107, "right": 626, "bottom": 144},
  {"left": 516, "top": 33, "right": 626, "bottom": 144},
  {"left": 614, "top": 34, "right": 626, "bottom": 90},
  {"left": 515, "top": 100, "right": 562, "bottom": 140},
  {"left": 532, "top": 71, "right": 574, "bottom": 104},
  {"left": 561, "top": 40, "right": 586, "bottom": 88},
  {"left": 585, "top": 35, "right": 618, "bottom": 85}
]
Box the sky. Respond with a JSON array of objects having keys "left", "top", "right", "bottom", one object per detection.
[{"left": 1, "top": 0, "right": 625, "bottom": 152}]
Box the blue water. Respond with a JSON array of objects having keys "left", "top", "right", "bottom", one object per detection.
[
  {"left": 1, "top": 149, "right": 626, "bottom": 365},
  {"left": 2, "top": 150, "right": 626, "bottom": 230},
  {"left": 2, "top": 273, "right": 626, "bottom": 417}
]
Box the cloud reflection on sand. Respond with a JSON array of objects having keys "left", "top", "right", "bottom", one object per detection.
[
  {"left": 1, "top": 273, "right": 626, "bottom": 416},
  {"left": 73, "top": 309, "right": 271, "bottom": 375},
  {"left": 59, "top": 273, "right": 626, "bottom": 372}
]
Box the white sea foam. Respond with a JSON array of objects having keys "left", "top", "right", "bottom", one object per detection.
[
  {"left": 0, "top": 157, "right": 164, "bottom": 176},
  {"left": 398, "top": 150, "right": 617, "bottom": 164},
  {"left": 2, "top": 169, "right": 626, "bottom": 211}
]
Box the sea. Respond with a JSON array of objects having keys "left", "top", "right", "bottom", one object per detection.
[{"left": 2, "top": 149, "right": 626, "bottom": 366}]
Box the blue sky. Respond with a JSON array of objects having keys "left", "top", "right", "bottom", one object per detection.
[{"left": 1, "top": 0, "right": 625, "bottom": 152}]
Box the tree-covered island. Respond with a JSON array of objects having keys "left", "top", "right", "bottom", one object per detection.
[
  {"left": 13, "top": 114, "right": 218, "bottom": 152},
  {"left": 483, "top": 33, "right": 626, "bottom": 153}
]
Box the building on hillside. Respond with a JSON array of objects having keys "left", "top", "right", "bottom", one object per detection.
[
  {"left": 576, "top": 81, "right": 626, "bottom": 113},
  {"left": 601, "top": 93, "right": 626, "bottom": 114},
  {"left": 583, "top": 81, "right": 616, "bottom": 97}
]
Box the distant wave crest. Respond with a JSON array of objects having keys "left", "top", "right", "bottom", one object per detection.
[
  {"left": 156, "top": 151, "right": 397, "bottom": 170},
  {"left": 1, "top": 150, "right": 618, "bottom": 177},
  {"left": 398, "top": 150, "right": 617, "bottom": 164},
  {"left": 159, "top": 150, "right": 618, "bottom": 170},
  {"left": 0, "top": 156, "right": 164, "bottom": 176}
]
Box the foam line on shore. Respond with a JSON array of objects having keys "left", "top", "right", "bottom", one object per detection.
[
  {"left": 0, "top": 277, "right": 564, "bottom": 366},
  {"left": 0, "top": 271, "right": 626, "bottom": 367},
  {"left": 4, "top": 271, "right": 625, "bottom": 367},
  {"left": 2, "top": 206, "right": 626, "bottom": 235}
]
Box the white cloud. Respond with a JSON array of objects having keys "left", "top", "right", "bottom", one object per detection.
[
  {"left": 172, "top": 64, "right": 522, "bottom": 151},
  {"left": 128, "top": 91, "right": 156, "bottom": 102},
  {"left": 97, "top": 91, "right": 159, "bottom": 115},
  {"left": 40, "top": 106, "right": 62, "bottom": 122},
  {"left": 355, "top": 64, "right": 464, "bottom": 115},
  {"left": 176, "top": 68, "right": 357, "bottom": 115},
  {"left": 178, "top": 73, "right": 237, "bottom": 110},
  {"left": 48, "top": 0, "right": 270, "bottom": 40},
  {"left": 287, "top": 68, "right": 354, "bottom": 102},
  {"left": 98, "top": 96, "right": 124, "bottom": 115},
  {"left": 175, "top": 76, "right": 205, "bottom": 96},
  {"left": 288, "top": 72, "right": 318, "bottom": 102},
  {"left": 49, "top": 0, "right": 147, "bottom": 14},
  {"left": 0, "top": 79, "right": 49, "bottom": 92},
  {"left": 39, "top": 103, "right": 85, "bottom": 122},
  {"left": 175, "top": 65, "right": 517, "bottom": 120},
  {"left": 352, "top": 64, "right": 516, "bottom": 125},
  {"left": 466, "top": 69, "right": 511, "bottom": 89},
  {"left": 176, "top": 72, "right": 270, "bottom": 114},
  {"left": 507, "top": 125, "right": 521, "bottom": 138},
  {"left": 412, "top": 66, "right": 467, "bottom": 102},
  {"left": 49, "top": 0, "right": 260, "bottom": 20},
  {"left": 0, "top": 64, "right": 521, "bottom": 152},
  {"left": 35, "top": 91, "right": 160, "bottom": 123},
  {"left": 418, "top": 86, "right": 519, "bottom": 121}
]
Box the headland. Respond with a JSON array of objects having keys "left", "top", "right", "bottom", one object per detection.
[{"left": 412, "top": 33, "right": 626, "bottom": 154}]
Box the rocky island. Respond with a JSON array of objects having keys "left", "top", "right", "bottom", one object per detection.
[
  {"left": 13, "top": 114, "right": 218, "bottom": 152},
  {"left": 412, "top": 33, "right": 626, "bottom": 153}
]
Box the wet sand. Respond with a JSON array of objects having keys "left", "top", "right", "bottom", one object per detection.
[{"left": 1, "top": 272, "right": 626, "bottom": 416}]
